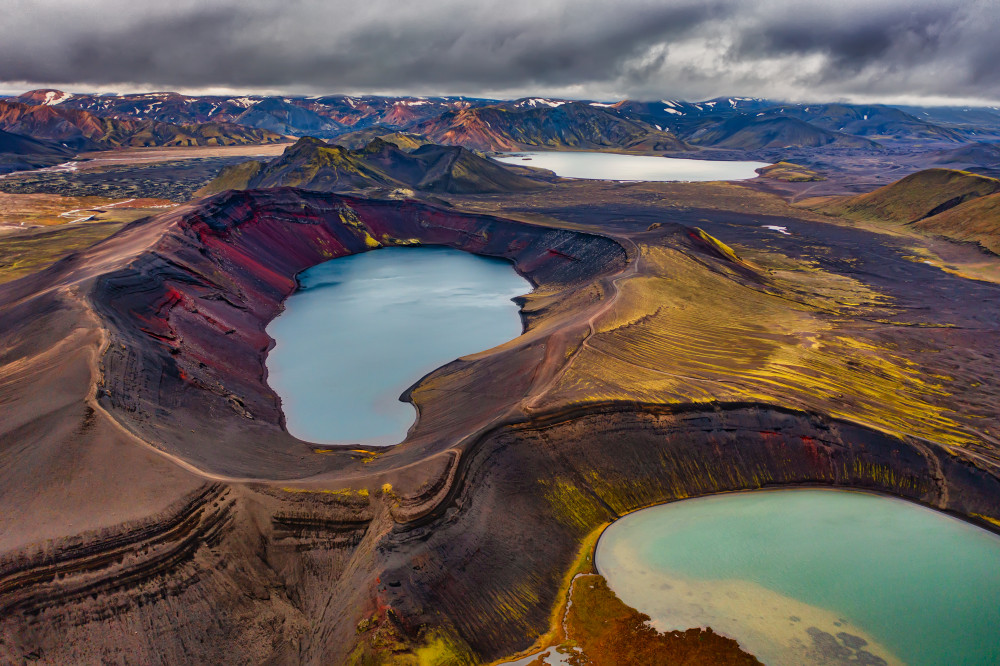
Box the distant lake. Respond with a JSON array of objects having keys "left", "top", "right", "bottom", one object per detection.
[
  {"left": 266, "top": 247, "right": 529, "bottom": 445},
  {"left": 494, "top": 151, "right": 770, "bottom": 181},
  {"left": 596, "top": 489, "right": 1000, "bottom": 666}
]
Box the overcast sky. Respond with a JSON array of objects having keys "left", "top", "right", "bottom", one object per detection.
[{"left": 3, "top": 0, "right": 1000, "bottom": 105}]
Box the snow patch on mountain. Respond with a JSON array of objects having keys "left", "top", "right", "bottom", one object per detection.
[
  {"left": 43, "top": 91, "right": 72, "bottom": 105},
  {"left": 516, "top": 98, "right": 566, "bottom": 108}
]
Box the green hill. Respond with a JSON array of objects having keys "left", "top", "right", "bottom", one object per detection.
[
  {"left": 328, "top": 129, "right": 434, "bottom": 151},
  {"left": 196, "top": 136, "right": 544, "bottom": 197},
  {"left": 809, "top": 168, "right": 1000, "bottom": 254},
  {"left": 812, "top": 169, "right": 1000, "bottom": 223},
  {"left": 913, "top": 192, "right": 1000, "bottom": 255}
]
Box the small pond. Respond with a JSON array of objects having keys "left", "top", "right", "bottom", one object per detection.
[{"left": 595, "top": 489, "right": 1000, "bottom": 666}]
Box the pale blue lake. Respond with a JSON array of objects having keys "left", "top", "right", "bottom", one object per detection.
[
  {"left": 494, "top": 151, "right": 770, "bottom": 181},
  {"left": 265, "top": 246, "right": 529, "bottom": 445},
  {"left": 596, "top": 489, "right": 1000, "bottom": 666}
]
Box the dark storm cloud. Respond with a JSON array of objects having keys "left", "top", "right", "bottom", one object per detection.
[
  {"left": 2, "top": 0, "right": 999, "bottom": 102},
  {"left": 730, "top": 3, "right": 1000, "bottom": 90},
  {"left": 1, "top": 0, "right": 724, "bottom": 90}
]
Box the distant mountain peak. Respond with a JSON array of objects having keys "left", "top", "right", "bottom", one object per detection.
[
  {"left": 17, "top": 89, "right": 73, "bottom": 106},
  {"left": 511, "top": 97, "right": 567, "bottom": 108}
]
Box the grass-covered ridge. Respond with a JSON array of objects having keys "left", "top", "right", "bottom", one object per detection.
[
  {"left": 197, "top": 136, "right": 545, "bottom": 196},
  {"left": 808, "top": 168, "right": 1000, "bottom": 254},
  {"left": 812, "top": 168, "right": 1000, "bottom": 223}
]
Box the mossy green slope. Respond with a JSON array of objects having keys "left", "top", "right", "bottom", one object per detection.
[
  {"left": 810, "top": 168, "right": 1000, "bottom": 254},
  {"left": 813, "top": 168, "right": 1000, "bottom": 223},
  {"left": 198, "top": 136, "right": 543, "bottom": 195},
  {"left": 333, "top": 129, "right": 435, "bottom": 151},
  {"left": 192, "top": 160, "right": 265, "bottom": 198},
  {"left": 913, "top": 191, "right": 1000, "bottom": 254}
]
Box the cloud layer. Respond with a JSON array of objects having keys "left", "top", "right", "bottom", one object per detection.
[{"left": 3, "top": 0, "right": 999, "bottom": 103}]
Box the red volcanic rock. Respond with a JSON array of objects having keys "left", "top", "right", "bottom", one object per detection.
[
  {"left": 380, "top": 102, "right": 427, "bottom": 127},
  {"left": 15, "top": 89, "right": 74, "bottom": 106}
]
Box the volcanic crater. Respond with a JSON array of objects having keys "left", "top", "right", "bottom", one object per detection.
[{"left": 2, "top": 186, "right": 1000, "bottom": 663}]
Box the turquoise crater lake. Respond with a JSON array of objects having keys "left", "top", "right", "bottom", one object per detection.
[
  {"left": 265, "top": 246, "right": 530, "bottom": 445},
  {"left": 493, "top": 151, "right": 770, "bottom": 181},
  {"left": 595, "top": 489, "right": 1000, "bottom": 666}
]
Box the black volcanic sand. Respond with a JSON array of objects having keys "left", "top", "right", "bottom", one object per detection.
[
  {"left": 496, "top": 197, "right": 1000, "bottom": 325},
  {"left": 1, "top": 183, "right": 999, "bottom": 664},
  {"left": 0, "top": 156, "right": 252, "bottom": 201},
  {"left": 454, "top": 179, "right": 1000, "bottom": 317}
]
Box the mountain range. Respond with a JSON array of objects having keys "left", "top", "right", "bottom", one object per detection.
[
  {"left": 11, "top": 89, "right": 996, "bottom": 154},
  {"left": 13, "top": 89, "right": 489, "bottom": 138},
  {"left": 0, "top": 99, "right": 285, "bottom": 151},
  {"left": 408, "top": 101, "right": 688, "bottom": 152},
  {"left": 683, "top": 115, "right": 877, "bottom": 150}
]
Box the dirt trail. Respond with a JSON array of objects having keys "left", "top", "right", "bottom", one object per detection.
[{"left": 523, "top": 236, "right": 641, "bottom": 411}]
